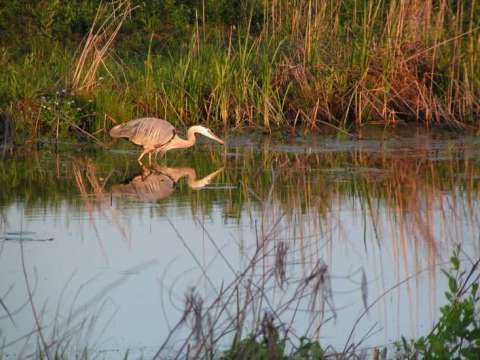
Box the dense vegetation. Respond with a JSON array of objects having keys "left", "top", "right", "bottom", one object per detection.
[{"left": 0, "top": 0, "right": 479, "bottom": 141}]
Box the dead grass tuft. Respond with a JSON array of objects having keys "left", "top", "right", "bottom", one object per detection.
[{"left": 70, "top": 0, "right": 133, "bottom": 93}]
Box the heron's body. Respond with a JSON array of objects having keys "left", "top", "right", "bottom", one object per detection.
[{"left": 109, "top": 117, "right": 224, "bottom": 163}]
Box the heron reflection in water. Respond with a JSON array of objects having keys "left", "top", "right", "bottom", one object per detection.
[{"left": 111, "top": 165, "right": 223, "bottom": 202}]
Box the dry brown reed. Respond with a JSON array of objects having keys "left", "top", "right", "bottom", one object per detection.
[
  {"left": 151, "top": 179, "right": 348, "bottom": 359},
  {"left": 70, "top": 0, "right": 133, "bottom": 93},
  {"left": 0, "top": 296, "right": 14, "bottom": 326},
  {"left": 261, "top": 0, "right": 480, "bottom": 129}
]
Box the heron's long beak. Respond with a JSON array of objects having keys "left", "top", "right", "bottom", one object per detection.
[{"left": 208, "top": 132, "right": 225, "bottom": 145}]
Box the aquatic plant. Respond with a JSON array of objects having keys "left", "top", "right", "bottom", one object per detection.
[{"left": 394, "top": 247, "right": 480, "bottom": 359}]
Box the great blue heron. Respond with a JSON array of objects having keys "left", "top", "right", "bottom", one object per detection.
[
  {"left": 111, "top": 165, "right": 223, "bottom": 202},
  {"left": 109, "top": 117, "right": 224, "bottom": 163}
]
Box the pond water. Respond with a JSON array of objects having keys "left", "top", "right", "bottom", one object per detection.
[{"left": 1, "top": 128, "right": 480, "bottom": 358}]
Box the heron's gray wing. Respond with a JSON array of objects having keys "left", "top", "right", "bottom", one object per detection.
[
  {"left": 129, "top": 118, "right": 176, "bottom": 148},
  {"left": 109, "top": 118, "right": 145, "bottom": 138},
  {"left": 110, "top": 117, "right": 175, "bottom": 147}
]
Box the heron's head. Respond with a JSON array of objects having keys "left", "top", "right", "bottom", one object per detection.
[{"left": 192, "top": 126, "right": 225, "bottom": 145}]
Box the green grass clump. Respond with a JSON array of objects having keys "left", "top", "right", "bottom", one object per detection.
[
  {"left": 394, "top": 247, "right": 480, "bottom": 359},
  {"left": 221, "top": 334, "right": 324, "bottom": 360}
]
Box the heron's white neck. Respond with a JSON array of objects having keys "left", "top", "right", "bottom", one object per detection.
[{"left": 165, "top": 126, "right": 204, "bottom": 150}]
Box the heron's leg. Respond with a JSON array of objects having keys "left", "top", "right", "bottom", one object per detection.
[
  {"left": 138, "top": 150, "right": 148, "bottom": 164},
  {"left": 148, "top": 152, "right": 152, "bottom": 165}
]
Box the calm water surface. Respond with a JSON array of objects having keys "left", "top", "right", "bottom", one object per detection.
[{"left": 1, "top": 129, "right": 480, "bottom": 357}]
